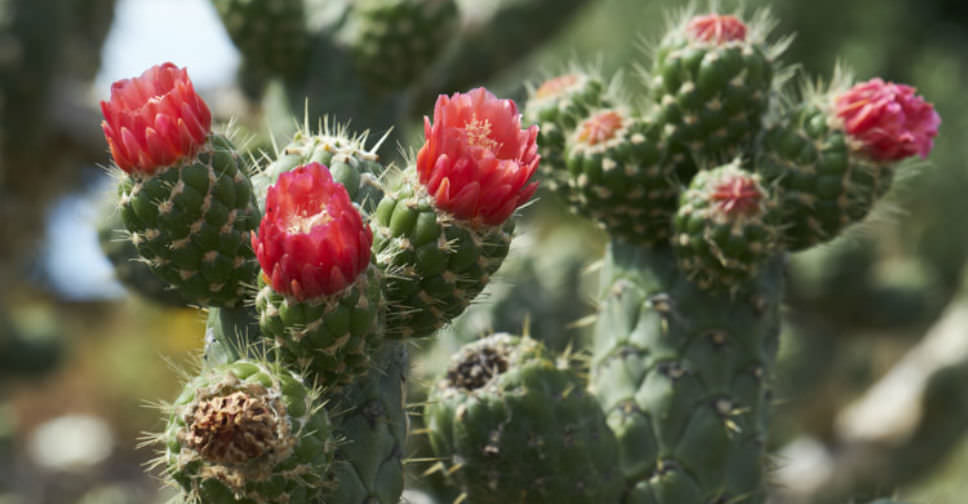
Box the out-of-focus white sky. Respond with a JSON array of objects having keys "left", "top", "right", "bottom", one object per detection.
[
  {"left": 47, "top": 0, "right": 239, "bottom": 299},
  {"left": 95, "top": 0, "right": 239, "bottom": 95}
]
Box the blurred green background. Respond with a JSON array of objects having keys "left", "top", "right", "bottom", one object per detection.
[{"left": 1, "top": 0, "right": 966, "bottom": 503}]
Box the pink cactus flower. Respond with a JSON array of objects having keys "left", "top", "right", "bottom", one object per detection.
[
  {"left": 576, "top": 111, "right": 625, "bottom": 146},
  {"left": 534, "top": 74, "right": 581, "bottom": 99},
  {"left": 686, "top": 14, "right": 748, "bottom": 44},
  {"left": 711, "top": 174, "right": 764, "bottom": 217},
  {"left": 100, "top": 62, "right": 212, "bottom": 175},
  {"left": 835, "top": 78, "right": 941, "bottom": 162},
  {"left": 252, "top": 163, "right": 373, "bottom": 300},
  {"left": 416, "top": 87, "right": 540, "bottom": 226}
]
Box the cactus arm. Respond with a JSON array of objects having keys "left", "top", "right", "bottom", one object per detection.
[
  {"left": 326, "top": 341, "right": 409, "bottom": 504},
  {"left": 591, "top": 242, "right": 783, "bottom": 503}
]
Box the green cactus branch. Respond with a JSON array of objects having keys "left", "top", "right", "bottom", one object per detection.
[{"left": 591, "top": 243, "right": 783, "bottom": 503}]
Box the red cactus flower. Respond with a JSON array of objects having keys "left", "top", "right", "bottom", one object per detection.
[
  {"left": 100, "top": 62, "right": 212, "bottom": 175},
  {"left": 577, "top": 111, "right": 624, "bottom": 146},
  {"left": 835, "top": 78, "right": 941, "bottom": 162},
  {"left": 251, "top": 163, "right": 373, "bottom": 301},
  {"left": 535, "top": 74, "right": 580, "bottom": 99},
  {"left": 711, "top": 174, "right": 764, "bottom": 217},
  {"left": 416, "top": 87, "right": 540, "bottom": 226},
  {"left": 686, "top": 14, "right": 747, "bottom": 44}
]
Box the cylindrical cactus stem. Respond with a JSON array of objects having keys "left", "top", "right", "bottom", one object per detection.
[
  {"left": 159, "top": 359, "right": 337, "bottom": 504},
  {"left": 372, "top": 88, "right": 538, "bottom": 339},
  {"left": 325, "top": 341, "right": 409, "bottom": 504},
  {"left": 346, "top": 0, "right": 459, "bottom": 93},
  {"left": 252, "top": 163, "right": 384, "bottom": 389},
  {"left": 102, "top": 63, "right": 261, "bottom": 308},
  {"left": 757, "top": 72, "right": 940, "bottom": 250},
  {"left": 646, "top": 10, "right": 783, "bottom": 182},
  {"left": 591, "top": 242, "right": 783, "bottom": 503},
  {"left": 425, "top": 333, "right": 624, "bottom": 504}
]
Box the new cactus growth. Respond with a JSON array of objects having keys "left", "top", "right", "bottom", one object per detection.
[
  {"left": 647, "top": 11, "right": 781, "bottom": 180},
  {"left": 673, "top": 161, "right": 778, "bottom": 290},
  {"left": 523, "top": 71, "right": 610, "bottom": 197},
  {"left": 97, "top": 4, "right": 942, "bottom": 503},
  {"left": 565, "top": 108, "right": 679, "bottom": 245}
]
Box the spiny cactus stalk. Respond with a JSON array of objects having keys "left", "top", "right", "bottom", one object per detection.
[
  {"left": 517, "top": 5, "right": 938, "bottom": 504},
  {"left": 98, "top": 4, "right": 942, "bottom": 504}
]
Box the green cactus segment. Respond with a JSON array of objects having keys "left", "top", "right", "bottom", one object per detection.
[
  {"left": 673, "top": 162, "right": 779, "bottom": 291},
  {"left": 523, "top": 73, "right": 609, "bottom": 196},
  {"left": 425, "top": 333, "right": 624, "bottom": 504},
  {"left": 649, "top": 19, "right": 774, "bottom": 180},
  {"left": 163, "top": 359, "right": 336, "bottom": 504},
  {"left": 97, "top": 202, "right": 191, "bottom": 308},
  {"left": 252, "top": 125, "right": 386, "bottom": 215},
  {"left": 591, "top": 243, "right": 783, "bottom": 504},
  {"left": 203, "top": 306, "right": 267, "bottom": 368},
  {"left": 757, "top": 104, "right": 892, "bottom": 251},
  {"left": 566, "top": 108, "right": 679, "bottom": 245},
  {"left": 348, "top": 0, "right": 459, "bottom": 92},
  {"left": 255, "top": 265, "right": 384, "bottom": 388},
  {"left": 326, "top": 341, "right": 408, "bottom": 504},
  {"left": 372, "top": 173, "right": 513, "bottom": 339},
  {"left": 118, "top": 134, "right": 260, "bottom": 308},
  {"left": 212, "top": 0, "right": 310, "bottom": 80}
]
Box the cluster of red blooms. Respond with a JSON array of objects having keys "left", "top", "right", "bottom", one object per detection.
[
  {"left": 100, "top": 59, "right": 940, "bottom": 299},
  {"left": 100, "top": 63, "right": 539, "bottom": 301}
]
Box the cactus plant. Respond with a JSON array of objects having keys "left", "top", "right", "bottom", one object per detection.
[{"left": 94, "top": 4, "right": 945, "bottom": 504}]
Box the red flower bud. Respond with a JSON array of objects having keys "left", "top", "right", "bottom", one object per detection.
[
  {"left": 686, "top": 14, "right": 748, "bottom": 44},
  {"left": 835, "top": 78, "right": 941, "bottom": 162},
  {"left": 252, "top": 163, "right": 373, "bottom": 300},
  {"left": 100, "top": 62, "right": 212, "bottom": 175}
]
